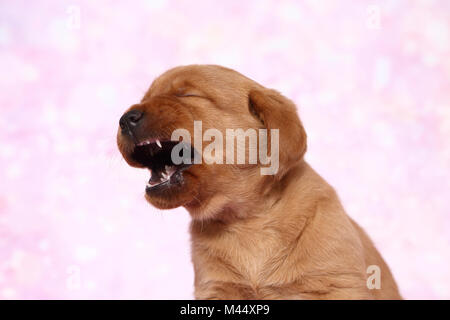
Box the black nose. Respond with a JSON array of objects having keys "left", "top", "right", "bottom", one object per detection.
[{"left": 119, "top": 110, "right": 144, "bottom": 133}]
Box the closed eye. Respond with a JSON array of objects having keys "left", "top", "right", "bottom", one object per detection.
[
  {"left": 175, "top": 93, "right": 211, "bottom": 101},
  {"left": 175, "top": 93, "right": 201, "bottom": 97}
]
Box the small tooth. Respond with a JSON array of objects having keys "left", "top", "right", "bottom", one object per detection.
[
  {"left": 161, "top": 172, "right": 168, "bottom": 179},
  {"left": 156, "top": 139, "right": 162, "bottom": 148},
  {"left": 165, "top": 165, "right": 175, "bottom": 174}
]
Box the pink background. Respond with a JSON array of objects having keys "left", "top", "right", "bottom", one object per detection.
[{"left": 0, "top": 0, "right": 449, "bottom": 299}]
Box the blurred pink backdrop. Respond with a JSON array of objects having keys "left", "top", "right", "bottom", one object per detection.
[{"left": 0, "top": 0, "right": 449, "bottom": 299}]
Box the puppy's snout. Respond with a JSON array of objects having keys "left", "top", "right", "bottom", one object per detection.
[{"left": 119, "top": 110, "right": 144, "bottom": 135}]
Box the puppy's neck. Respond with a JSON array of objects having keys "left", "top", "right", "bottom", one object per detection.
[{"left": 188, "top": 160, "right": 309, "bottom": 229}]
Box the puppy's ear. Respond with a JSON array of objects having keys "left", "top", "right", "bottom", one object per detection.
[{"left": 248, "top": 88, "right": 307, "bottom": 178}]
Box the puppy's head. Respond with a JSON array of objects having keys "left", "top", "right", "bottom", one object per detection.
[{"left": 117, "top": 65, "right": 307, "bottom": 219}]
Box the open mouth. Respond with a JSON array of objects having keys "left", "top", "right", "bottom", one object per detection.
[{"left": 131, "top": 138, "right": 195, "bottom": 192}]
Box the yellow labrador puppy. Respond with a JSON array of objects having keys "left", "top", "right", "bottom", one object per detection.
[{"left": 117, "top": 65, "right": 401, "bottom": 299}]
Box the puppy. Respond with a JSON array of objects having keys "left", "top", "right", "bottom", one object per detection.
[{"left": 117, "top": 65, "right": 401, "bottom": 299}]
